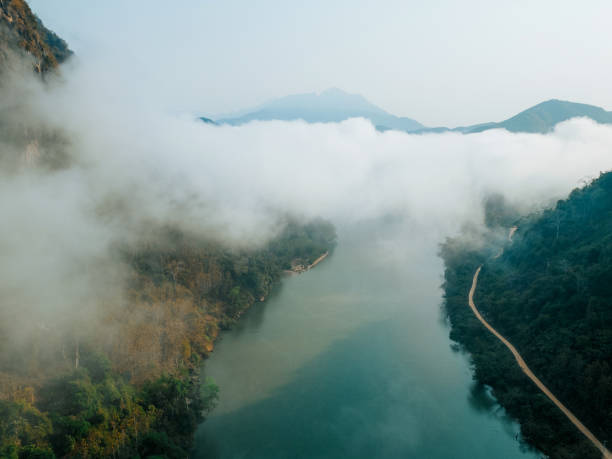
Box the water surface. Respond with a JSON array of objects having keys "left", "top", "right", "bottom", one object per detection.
[{"left": 193, "top": 224, "right": 540, "bottom": 459}]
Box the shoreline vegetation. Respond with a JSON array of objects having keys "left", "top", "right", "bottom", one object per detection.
[
  {"left": 469, "top": 265, "right": 611, "bottom": 459},
  {"left": 441, "top": 175, "right": 612, "bottom": 459},
  {"left": 0, "top": 219, "right": 336, "bottom": 458}
]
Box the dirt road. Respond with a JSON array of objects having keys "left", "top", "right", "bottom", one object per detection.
[{"left": 468, "top": 266, "right": 611, "bottom": 458}]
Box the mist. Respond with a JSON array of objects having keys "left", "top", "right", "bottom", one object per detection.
[{"left": 3, "top": 55, "right": 612, "bottom": 352}]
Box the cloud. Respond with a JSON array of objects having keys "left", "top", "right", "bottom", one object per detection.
[{"left": 2, "top": 58, "right": 612, "bottom": 343}]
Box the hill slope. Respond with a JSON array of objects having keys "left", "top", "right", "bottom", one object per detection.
[
  {"left": 211, "top": 87, "right": 424, "bottom": 131},
  {"left": 0, "top": 0, "right": 72, "bottom": 73},
  {"left": 209, "top": 94, "right": 612, "bottom": 135},
  {"left": 0, "top": 2, "right": 337, "bottom": 457},
  {"left": 468, "top": 99, "right": 612, "bottom": 134},
  {"left": 418, "top": 100, "right": 612, "bottom": 135},
  {"left": 441, "top": 173, "right": 612, "bottom": 458}
]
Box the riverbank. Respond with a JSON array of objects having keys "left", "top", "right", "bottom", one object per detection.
[
  {"left": 440, "top": 177, "right": 612, "bottom": 459},
  {"left": 0, "top": 220, "right": 337, "bottom": 458},
  {"left": 441, "top": 239, "right": 602, "bottom": 458},
  {"left": 469, "top": 265, "right": 611, "bottom": 459},
  {"left": 283, "top": 251, "right": 329, "bottom": 275}
]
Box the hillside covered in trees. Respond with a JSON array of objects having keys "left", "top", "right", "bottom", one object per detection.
[
  {"left": 0, "top": 2, "right": 337, "bottom": 457},
  {"left": 0, "top": 220, "right": 336, "bottom": 458},
  {"left": 441, "top": 173, "right": 612, "bottom": 458}
]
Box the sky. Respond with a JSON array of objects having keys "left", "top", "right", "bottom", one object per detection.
[{"left": 29, "top": 0, "right": 612, "bottom": 127}]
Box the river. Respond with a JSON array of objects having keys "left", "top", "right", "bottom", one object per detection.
[{"left": 192, "top": 222, "right": 541, "bottom": 459}]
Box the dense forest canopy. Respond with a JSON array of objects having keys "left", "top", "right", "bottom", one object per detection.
[{"left": 441, "top": 172, "right": 612, "bottom": 459}]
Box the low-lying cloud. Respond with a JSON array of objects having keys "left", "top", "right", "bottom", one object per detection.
[{"left": 3, "top": 58, "right": 612, "bottom": 339}]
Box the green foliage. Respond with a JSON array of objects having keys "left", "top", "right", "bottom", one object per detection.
[
  {"left": 18, "top": 445, "right": 55, "bottom": 458},
  {"left": 141, "top": 375, "right": 202, "bottom": 440},
  {"left": 441, "top": 172, "right": 612, "bottom": 458},
  {"left": 137, "top": 431, "right": 186, "bottom": 459},
  {"left": 0, "top": 368, "right": 215, "bottom": 457},
  {"left": 201, "top": 377, "right": 219, "bottom": 415},
  {"left": 79, "top": 348, "right": 112, "bottom": 383},
  {"left": 0, "top": 217, "right": 335, "bottom": 457},
  {"left": 0, "top": 400, "right": 52, "bottom": 459},
  {"left": 127, "top": 218, "right": 336, "bottom": 318}
]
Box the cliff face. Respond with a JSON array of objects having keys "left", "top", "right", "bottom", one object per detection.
[{"left": 0, "top": 0, "right": 72, "bottom": 73}]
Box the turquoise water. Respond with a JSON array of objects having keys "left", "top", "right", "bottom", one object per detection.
[{"left": 193, "top": 225, "right": 540, "bottom": 459}]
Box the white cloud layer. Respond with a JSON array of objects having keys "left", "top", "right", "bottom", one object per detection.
[{"left": 3, "top": 61, "right": 612, "bottom": 332}]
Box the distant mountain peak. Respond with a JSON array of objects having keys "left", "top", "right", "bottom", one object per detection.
[
  {"left": 495, "top": 99, "right": 612, "bottom": 133},
  {"left": 210, "top": 88, "right": 424, "bottom": 132},
  {"left": 416, "top": 99, "right": 612, "bottom": 135}
]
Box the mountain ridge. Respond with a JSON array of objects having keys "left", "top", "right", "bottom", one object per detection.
[
  {"left": 205, "top": 93, "right": 612, "bottom": 135},
  {"left": 417, "top": 99, "right": 612, "bottom": 134},
  {"left": 206, "top": 87, "right": 424, "bottom": 132}
]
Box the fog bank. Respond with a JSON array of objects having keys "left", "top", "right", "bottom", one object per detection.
[{"left": 2, "top": 59, "right": 612, "bottom": 338}]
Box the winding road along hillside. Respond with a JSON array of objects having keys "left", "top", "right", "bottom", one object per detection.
[{"left": 468, "top": 266, "right": 612, "bottom": 458}]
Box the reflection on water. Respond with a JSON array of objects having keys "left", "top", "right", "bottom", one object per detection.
[{"left": 193, "top": 224, "right": 540, "bottom": 459}]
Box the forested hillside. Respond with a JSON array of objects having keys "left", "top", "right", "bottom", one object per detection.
[
  {"left": 442, "top": 173, "right": 612, "bottom": 458},
  {"left": 0, "top": 0, "right": 72, "bottom": 73},
  {"left": 0, "top": 2, "right": 337, "bottom": 457},
  {"left": 0, "top": 220, "right": 336, "bottom": 458}
]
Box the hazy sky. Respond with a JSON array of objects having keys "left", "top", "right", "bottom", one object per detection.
[{"left": 30, "top": 0, "right": 612, "bottom": 126}]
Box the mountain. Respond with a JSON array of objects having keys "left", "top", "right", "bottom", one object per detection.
[
  {"left": 0, "top": 3, "right": 337, "bottom": 458},
  {"left": 418, "top": 99, "right": 612, "bottom": 135},
  {"left": 211, "top": 87, "right": 424, "bottom": 131},
  {"left": 0, "top": 0, "right": 72, "bottom": 73},
  {"left": 441, "top": 173, "right": 612, "bottom": 458},
  {"left": 207, "top": 93, "right": 612, "bottom": 136}
]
